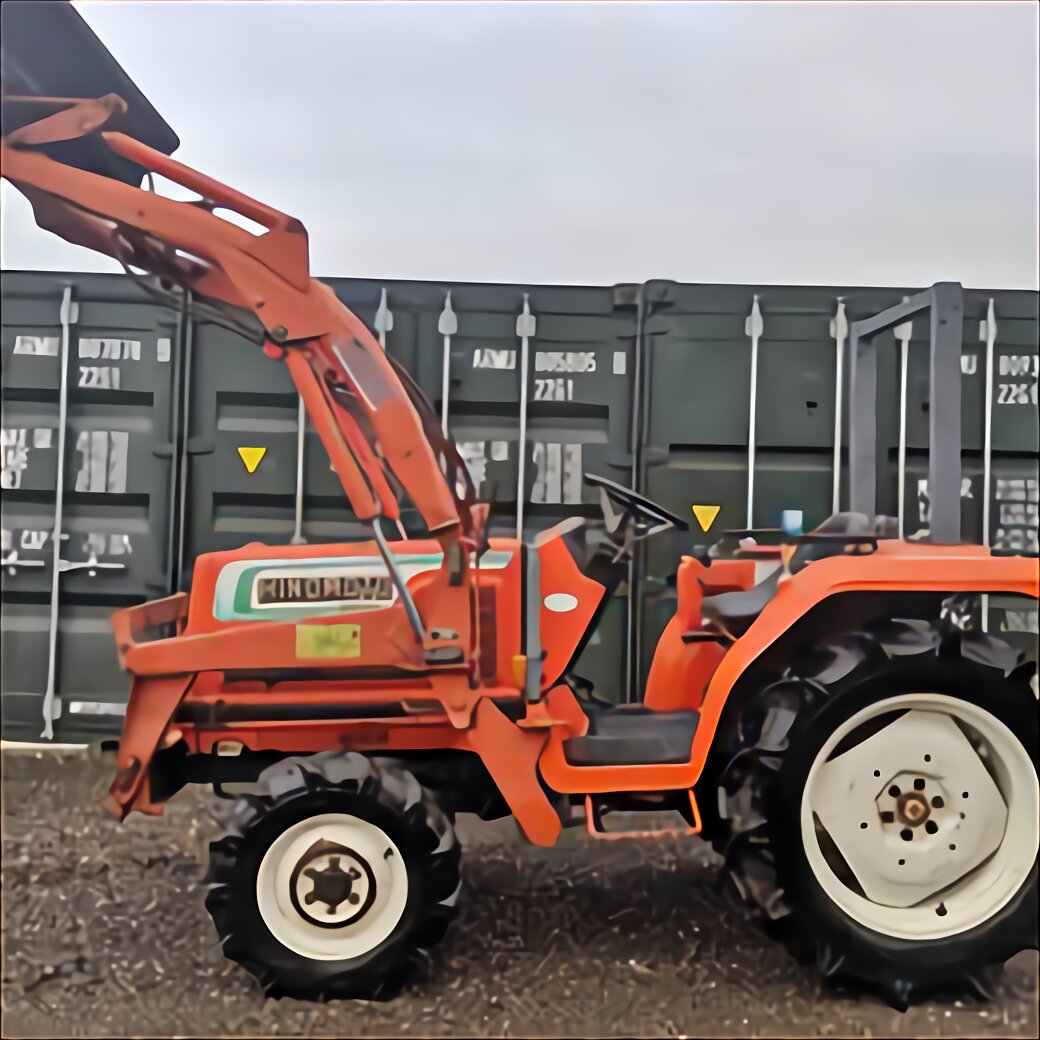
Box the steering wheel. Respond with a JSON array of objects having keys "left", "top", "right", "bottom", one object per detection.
[{"left": 584, "top": 472, "right": 689, "bottom": 534}]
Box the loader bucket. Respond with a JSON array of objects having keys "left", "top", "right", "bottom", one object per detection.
[{"left": 0, "top": 0, "right": 178, "bottom": 185}]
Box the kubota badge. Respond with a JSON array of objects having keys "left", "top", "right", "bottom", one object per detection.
[
  {"left": 691, "top": 504, "right": 721, "bottom": 532},
  {"left": 237, "top": 446, "right": 267, "bottom": 473}
]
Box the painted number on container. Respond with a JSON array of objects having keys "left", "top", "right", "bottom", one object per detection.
[
  {"left": 996, "top": 355, "right": 1039, "bottom": 405},
  {"left": 82, "top": 532, "right": 133, "bottom": 558},
  {"left": 78, "top": 367, "right": 122, "bottom": 389},
  {"left": 457, "top": 439, "right": 584, "bottom": 504},
  {"left": 78, "top": 338, "right": 142, "bottom": 360},
  {"left": 994, "top": 478, "right": 1039, "bottom": 555},
  {"left": 74, "top": 431, "right": 129, "bottom": 494},
  {"left": 1, "top": 427, "right": 53, "bottom": 489},
  {"left": 1, "top": 429, "right": 31, "bottom": 490},
  {"left": 1, "top": 528, "right": 48, "bottom": 567},
  {"left": 76, "top": 338, "right": 145, "bottom": 392},
  {"left": 472, "top": 348, "right": 516, "bottom": 370},
  {"left": 18, "top": 529, "right": 49, "bottom": 551},
  {"left": 533, "top": 352, "right": 607, "bottom": 401},
  {"left": 534, "top": 378, "right": 574, "bottom": 402},
  {"left": 996, "top": 384, "right": 1038, "bottom": 406},
  {"left": 13, "top": 335, "right": 59, "bottom": 356},
  {"left": 535, "top": 351, "right": 596, "bottom": 374},
  {"left": 457, "top": 440, "right": 509, "bottom": 492},
  {"left": 531, "top": 442, "right": 583, "bottom": 505},
  {"left": 914, "top": 476, "right": 974, "bottom": 533}
]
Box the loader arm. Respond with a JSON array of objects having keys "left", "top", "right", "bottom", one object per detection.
[{"left": 0, "top": 97, "right": 475, "bottom": 543}]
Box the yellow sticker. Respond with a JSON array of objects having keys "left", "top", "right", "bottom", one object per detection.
[
  {"left": 237, "top": 446, "right": 267, "bottom": 474},
  {"left": 692, "top": 504, "right": 721, "bottom": 532},
  {"left": 296, "top": 623, "right": 361, "bottom": 659}
]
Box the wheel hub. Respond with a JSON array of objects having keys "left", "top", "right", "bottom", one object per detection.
[
  {"left": 875, "top": 769, "right": 952, "bottom": 839},
  {"left": 288, "top": 838, "right": 377, "bottom": 929},
  {"left": 808, "top": 708, "right": 1009, "bottom": 909},
  {"left": 257, "top": 811, "right": 409, "bottom": 962},
  {"left": 896, "top": 791, "right": 930, "bottom": 826}
]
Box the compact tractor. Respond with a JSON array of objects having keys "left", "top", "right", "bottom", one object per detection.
[{"left": 2, "top": 7, "right": 1037, "bottom": 1011}]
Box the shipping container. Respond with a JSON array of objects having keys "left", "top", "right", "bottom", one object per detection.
[
  {"left": 2, "top": 271, "right": 1036, "bottom": 742},
  {"left": 2, "top": 272, "right": 182, "bottom": 740}
]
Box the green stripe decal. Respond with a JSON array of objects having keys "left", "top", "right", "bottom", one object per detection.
[{"left": 213, "top": 549, "right": 513, "bottom": 622}]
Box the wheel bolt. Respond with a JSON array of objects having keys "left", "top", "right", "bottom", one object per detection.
[{"left": 897, "top": 791, "right": 930, "bottom": 826}]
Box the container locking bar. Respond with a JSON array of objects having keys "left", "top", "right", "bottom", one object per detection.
[{"left": 40, "top": 285, "right": 76, "bottom": 739}]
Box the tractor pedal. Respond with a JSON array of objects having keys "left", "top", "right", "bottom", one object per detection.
[
  {"left": 584, "top": 790, "right": 702, "bottom": 840},
  {"left": 516, "top": 700, "right": 568, "bottom": 729}
]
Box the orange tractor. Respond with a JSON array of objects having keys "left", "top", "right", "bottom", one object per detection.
[{"left": 2, "top": 9, "right": 1037, "bottom": 1010}]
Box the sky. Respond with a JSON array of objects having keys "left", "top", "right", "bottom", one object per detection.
[{"left": 2, "top": 1, "right": 1038, "bottom": 289}]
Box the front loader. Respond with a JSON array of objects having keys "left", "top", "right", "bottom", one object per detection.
[{"left": 2, "top": 9, "right": 1037, "bottom": 1010}]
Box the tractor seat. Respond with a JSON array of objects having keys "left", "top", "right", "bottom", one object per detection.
[
  {"left": 563, "top": 706, "right": 700, "bottom": 766},
  {"left": 788, "top": 511, "right": 880, "bottom": 573},
  {"left": 700, "top": 512, "right": 881, "bottom": 638},
  {"left": 700, "top": 567, "right": 782, "bottom": 639}
]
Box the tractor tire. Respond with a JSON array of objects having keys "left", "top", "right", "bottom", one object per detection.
[
  {"left": 204, "top": 751, "right": 461, "bottom": 1000},
  {"left": 708, "top": 618, "right": 1038, "bottom": 1009}
]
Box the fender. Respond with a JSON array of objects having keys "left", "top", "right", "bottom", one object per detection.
[
  {"left": 687, "top": 541, "right": 1039, "bottom": 784},
  {"left": 537, "top": 541, "right": 1037, "bottom": 796}
]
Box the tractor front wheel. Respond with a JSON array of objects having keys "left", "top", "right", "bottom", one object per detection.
[
  {"left": 711, "top": 619, "right": 1038, "bottom": 1008},
  {"left": 204, "top": 752, "right": 460, "bottom": 1000}
]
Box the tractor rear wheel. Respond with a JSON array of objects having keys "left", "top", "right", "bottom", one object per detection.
[
  {"left": 204, "top": 752, "right": 460, "bottom": 1000},
  {"left": 709, "top": 619, "right": 1038, "bottom": 1008}
]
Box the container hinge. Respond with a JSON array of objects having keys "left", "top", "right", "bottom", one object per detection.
[
  {"left": 59, "top": 554, "right": 127, "bottom": 577},
  {"left": 374, "top": 287, "right": 393, "bottom": 350},
  {"left": 2, "top": 552, "right": 46, "bottom": 575}
]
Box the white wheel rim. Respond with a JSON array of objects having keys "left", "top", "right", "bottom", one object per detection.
[
  {"left": 256, "top": 812, "right": 409, "bottom": 961},
  {"left": 801, "top": 693, "right": 1038, "bottom": 941}
]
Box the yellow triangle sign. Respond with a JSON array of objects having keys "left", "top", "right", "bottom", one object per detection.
[
  {"left": 237, "top": 446, "right": 267, "bottom": 474},
  {"left": 692, "top": 504, "right": 721, "bottom": 532}
]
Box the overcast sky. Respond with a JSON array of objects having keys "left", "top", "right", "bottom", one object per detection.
[{"left": 2, "top": 1, "right": 1037, "bottom": 289}]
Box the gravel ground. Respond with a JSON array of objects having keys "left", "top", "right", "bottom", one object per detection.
[{"left": 2, "top": 751, "right": 1037, "bottom": 1039}]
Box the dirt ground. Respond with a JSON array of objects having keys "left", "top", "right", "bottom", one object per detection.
[{"left": 1, "top": 751, "right": 1037, "bottom": 1040}]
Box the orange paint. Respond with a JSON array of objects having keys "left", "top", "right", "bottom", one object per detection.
[{"left": 644, "top": 556, "right": 756, "bottom": 711}]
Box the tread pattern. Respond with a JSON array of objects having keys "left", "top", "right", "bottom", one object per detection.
[
  {"left": 204, "top": 752, "right": 460, "bottom": 1000},
  {"left": 707, "top": 617, "right": 1038, "bottom": 1009}
]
